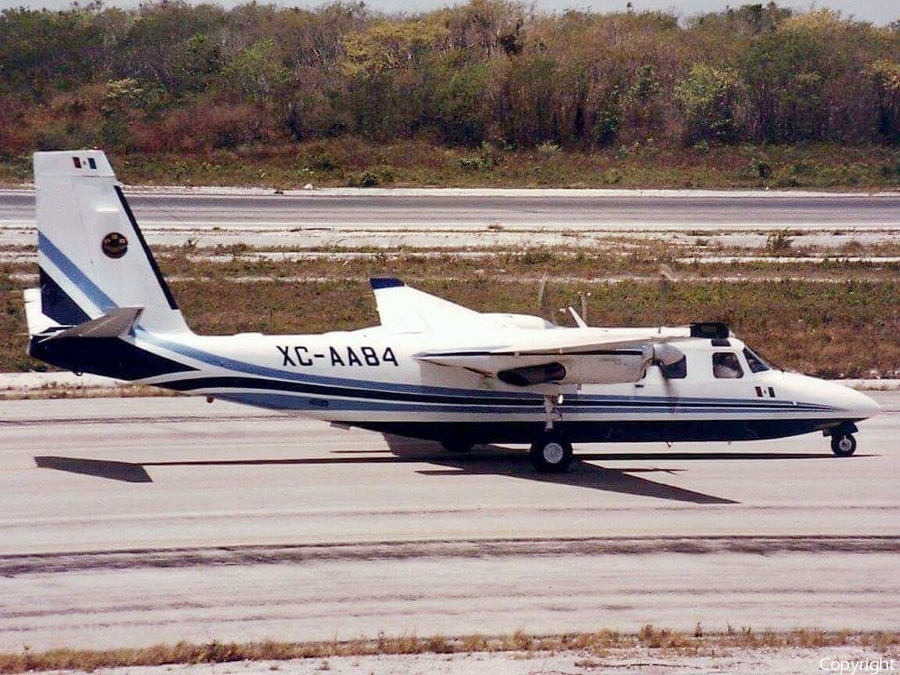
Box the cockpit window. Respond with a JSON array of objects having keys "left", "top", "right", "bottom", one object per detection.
[
  {"left": 712, "top": 352, "right": 744, "bottom": 379},
  {"left": 743, "top": 347, "right": 770, "bottom": 373}
]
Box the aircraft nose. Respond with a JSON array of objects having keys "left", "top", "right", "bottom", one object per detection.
[{"left": 841, "top": 386, "right": 881, "bottom": 419}]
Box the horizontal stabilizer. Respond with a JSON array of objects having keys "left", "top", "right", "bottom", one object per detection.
[
  {"left": 23, "top": 287, "right": 57, "bottom": 336},
  {"left": 43, "top": 307, "right": 143, "bottom": 341}
]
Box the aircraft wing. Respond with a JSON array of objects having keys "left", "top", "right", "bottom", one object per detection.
[
  {"left": 416, "top": 333, "right": 683, "bottom": 386},
  {"left": 373, "top": 278, "right": 684, "bottom": 386}
]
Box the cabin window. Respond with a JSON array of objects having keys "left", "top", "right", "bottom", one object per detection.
[
  {"left": 743, "top": 347, "right": 770, "bottom": 373},
  {"left": 712, "top": 352, "right": 744, "bottom": 379}
]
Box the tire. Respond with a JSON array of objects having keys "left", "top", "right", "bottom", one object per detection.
[
  {"left": 530, "top": 436, "right": 574, "bottom": 473},
  {"left": 830, "top": 433, "right": 857, "bottom": 457}
]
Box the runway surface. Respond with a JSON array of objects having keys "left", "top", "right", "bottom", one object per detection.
[
  {"left": 3, "top": 188, "right": 899, "bottom": 253},
  {"left": 1, "top": 393, "right": 898, "bottom": 650},
  {"left": 2, "top": 189, "right": 900, "bottom": 241}
]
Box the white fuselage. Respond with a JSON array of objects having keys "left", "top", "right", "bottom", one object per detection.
[{"left": 128, "top": 326, "right": 878, "bottom": 444}]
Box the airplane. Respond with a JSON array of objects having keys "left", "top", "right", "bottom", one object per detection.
[{"left": 23, "top": 150, "right": 880, "bottom": 472}]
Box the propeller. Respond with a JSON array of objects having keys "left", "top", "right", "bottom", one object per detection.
[
  {"left": 653, "top": 342, "right": 683, "bottom": 368},
  {"left": 537, "top": 277, "right": 553, "bottom": 325},
  {"left": 657, "top": 264, "right": 676, "bottom": 334},
  {"left": 638, "top": 342, "right": 684, "bottom": 376},
  {"left": 634, "top": 341, "right": 683, "bottom": 408},
  {"left": 537, "top": 276, "right": 568, "bottom": 326},
  {"left": 653, "top": 265, "right": 682, "bottom": 404}
]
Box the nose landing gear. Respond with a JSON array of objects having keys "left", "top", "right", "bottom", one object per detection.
[{"left": 830, "top": 433, "right": 857, "bottom": 457}]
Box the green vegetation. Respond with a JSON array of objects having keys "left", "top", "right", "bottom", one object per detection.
[
  {"left": 3, "top": 140, "right": 900, "bottom": 188},
  {"left": 1, "top": 1, "right": 899, "bottom": 188},
  {"left": 0, "top": 627, "right": 897, "bottom": 672}
]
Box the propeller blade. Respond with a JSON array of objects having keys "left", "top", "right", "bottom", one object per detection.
[
  {"left": 653, "top": 343, "right": 684, "bottom": 368},
  {"left": 537, "top": 277, "right": 556, "bottom": 326}
]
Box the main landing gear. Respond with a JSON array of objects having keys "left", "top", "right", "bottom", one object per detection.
[
  {"left": 529, "top": 393, "right": 573, "bottom": 472},
  {"left": 530, "top": 434, "right": 574, "bottom": 473},
  {"left": 443, "top": 395, "right": 576, "bottom": 473},
  {"left": 830, "top": 433, "right": 857, "bottom": 457}
]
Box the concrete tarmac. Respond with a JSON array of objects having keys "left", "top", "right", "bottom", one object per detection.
[
  {"left": 3, "top": 188, "right": 900, "bottom": 228},
  {"left": 4, "top": 189, "right": 900, "bottom": 254},
  {"left": 124, "top": 191, "right": 900, "bottom": 231},
  {"left": 1, "top": 394, "right": 898, "bottom": 649}
]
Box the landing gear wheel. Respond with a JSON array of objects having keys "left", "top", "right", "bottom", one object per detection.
[
  {"left": 530, "top": 436, "right": 574, "bottom": 473},
  {"left": 440, "top": 439, "right": 473, "bottom": 453},
  {"left": 831, "top": 433, "right": 857, "bottom": 457}
]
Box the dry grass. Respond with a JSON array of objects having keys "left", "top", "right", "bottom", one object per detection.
[
  {"left": 0, "top": 384, "right": 179, "bottom": 401},
  {"left": 0, "top": 629, "right": 896, "bottom": 673}
]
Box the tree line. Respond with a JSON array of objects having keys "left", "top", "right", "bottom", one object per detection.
[{"left": 1, "top": 0, "right": 899, "bottom": 157}]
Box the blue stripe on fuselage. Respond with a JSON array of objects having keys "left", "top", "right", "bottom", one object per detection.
[
  {"left": 141, "top": 334, "right": 837, "bottom": 412},
  {"left": 39, "top": 232, "right": 117, "bottom": 314},
  {"left": 175, "top": 375, "right": 834, "bottom": 415},
  {"left": 209, "top": 390, "right": 841, "bottom": 419}
]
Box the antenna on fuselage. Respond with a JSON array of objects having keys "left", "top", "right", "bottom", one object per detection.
[{"left": 657, "top": 264, "right": 676, "bottom": 334}]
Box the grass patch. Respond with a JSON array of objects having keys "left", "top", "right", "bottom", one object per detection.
[
  {"left": 0, "top": 628, "right": 897, "bottom": 673},
  {"left": 116, "top": 142, "right": 900, "bottom": 190},
  {"left": 5, "top": 141, "right": 900, "bottom": 191}
]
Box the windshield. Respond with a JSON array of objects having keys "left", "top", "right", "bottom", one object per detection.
[{"left": 743, "top": 346, "right": 772, "bottom": 373}]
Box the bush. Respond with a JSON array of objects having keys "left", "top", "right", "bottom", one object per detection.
[{"left": 675, "top": 63, "right": 741, "bottom": 145}]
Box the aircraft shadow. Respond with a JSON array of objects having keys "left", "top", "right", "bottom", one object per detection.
[
  {"left": 35, "top": 455, "right": 153, "bottom": 483},
  {"left": 34, "top": 439, "right": 843, "bottom": 504},
  {"left": 381, "top": 436, "right": 739, "bottom": 505}
]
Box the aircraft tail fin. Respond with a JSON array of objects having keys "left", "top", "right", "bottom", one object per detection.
[
  {"left": 370, "top": 277, "right": 480, "bottom": 333},
  {"left": 32, "top": 150, "right": 188, "bottom": 335}
]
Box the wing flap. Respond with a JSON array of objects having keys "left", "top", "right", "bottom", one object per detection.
[
  {"left": 475, "top": 329, "right": 660, "bottom": 356},
  {"left": 417, "top": 331, "right": 687, "bottom": 386},
  {"left": 417, "top": 345, "right": 653, "bottom": 386}
]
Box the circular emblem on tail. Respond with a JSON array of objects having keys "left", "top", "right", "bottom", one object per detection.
[{"left": 102, "top": 232, "right": 128, "bottom": 259}]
